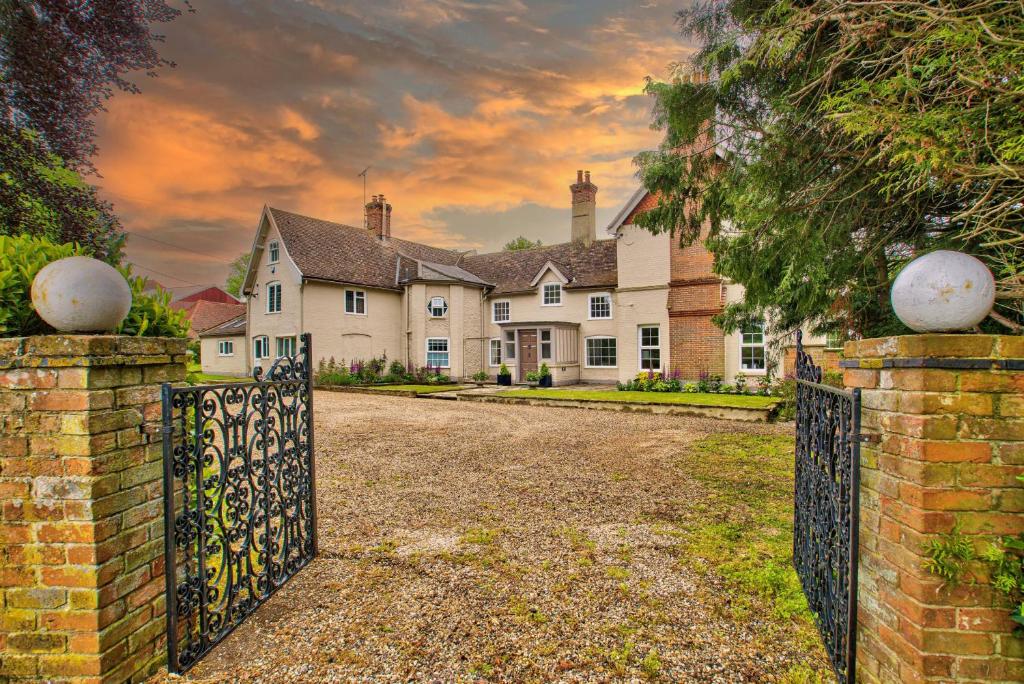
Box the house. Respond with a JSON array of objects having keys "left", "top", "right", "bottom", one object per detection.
[
  {"left": 145, "top": 282, "right": 240, "bottom": 306},
  {"left": 217, "top": 170, "right": 827, "bottom": 384},
  {"left": 198, "top": 313, "right": 247, "bottom": 376},
  {"left": 175, "top": 300, "right": 246, "bottom": 340}
]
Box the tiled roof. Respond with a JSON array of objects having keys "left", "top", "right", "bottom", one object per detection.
[
  {"left": 267, "top": 207, "right": 618, "bottom": 295},
  {"left": 459, "top": 240, "right": 617, "bottom": 294},
  {"left": 268, "top": 208, "right": 465, "bottom": 291},
  {"left": 176, "top": 300, "right": 246, "bottom": 339},
  {"left": 200, "top": 312, "right": 247, "bottom": 338}
]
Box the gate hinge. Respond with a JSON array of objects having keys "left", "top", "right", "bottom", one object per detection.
[{"left": 858, "top": 433, "right": 881, "bottom": 444}]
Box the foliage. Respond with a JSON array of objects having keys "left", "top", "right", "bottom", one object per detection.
[
  {"left": 923, "top": 526, "right": 977, "bottom": 585},
  {"left": 0, "top": 125, "right": 123, "bottom": 262},
  {"left": 0, "top": 0, "right": 187, "bottom": 169},
  {"left": 503, "top": 236, "right": 542, "bottom": 251},
  {"left": 0, "top": 233, "right": 84, "bottom": 336},
  {"left": 0, "top": 233, "right": 188, "bottom": 338},
  {"left": 472, "top": 370, "right": 488, "bottom": 382},
  {"left": 498, "top": 363, "right": 510, "bottom": 376},
  {"left": 924, "top": 477, "right": 1024, "bottom": 633},
  {"left": 618, "top": 370, "right": 682, "bottom": 393},
  {"left": 224, "top": 252, "right": 250, "bottom": 298},
  {"left": 314, "top": 355, "right": 452, "bottom": 386},
  {"left": 775, "top": 378, "right": 797, "bottom": 421},
  {"left": 116, "top": 264, "right": 190, "bottom": 337},
  {"left": 635, "top": 0, "right": 1023, "bottom": 338},
  {"left": 525, "top": 370, "right": 540, "bottom": 382},
  {"left": 538, "top": 362, "right": 550, "bottom": 378}
]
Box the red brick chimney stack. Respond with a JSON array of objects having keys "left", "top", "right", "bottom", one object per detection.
[
  {"left": 365, "top": 194, "right": 392, "bottom": 239},
  {"left": 570, "top": 169, "right": 598, "bottom": 245}
]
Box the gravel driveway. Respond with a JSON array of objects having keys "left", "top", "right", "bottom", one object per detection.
[{"left": 160, "top": 391, "right": 828, "bottom": 683}]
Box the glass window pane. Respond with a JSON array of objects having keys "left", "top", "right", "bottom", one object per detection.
[{"left": 586, "top": 338, "right": 616, "bottom": 367}]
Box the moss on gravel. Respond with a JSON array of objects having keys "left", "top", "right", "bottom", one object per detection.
[{"left": 501, "top": 389, "right": 778, "bottom": 409}]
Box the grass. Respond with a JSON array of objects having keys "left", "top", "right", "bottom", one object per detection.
[
  {"left": 501, "top": 389, "right": 778, "bottom": 409},
  {"left": 666, "top": 433, "right": 819, "bottom": 647},
  {"left": 362, "top": 384, "right": 467, "bottom": 395},
  {"left": 187, "top": 362, "right": 253, "bottom": 385}
]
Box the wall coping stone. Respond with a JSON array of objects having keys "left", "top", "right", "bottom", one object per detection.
[{"left": 0, "top": 335, "right": 188, "bottom": 369}]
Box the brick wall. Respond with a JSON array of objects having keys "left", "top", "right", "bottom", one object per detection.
[
  {"left": 0, "top": 336, "right": 187, "bottom": 683},
  {"left": 845, "top": 334, "right": 1024, "bottom": 682}
]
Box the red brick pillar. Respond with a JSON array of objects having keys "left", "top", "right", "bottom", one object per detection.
[
  {"left": 844, "top": 335, "right": 1024, "bottom": 682},
  {"left": 0, "top": 336, "right": 186, "bottom": 682}
]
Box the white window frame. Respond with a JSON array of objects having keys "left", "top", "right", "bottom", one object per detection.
[
  {"left": 218, "top": 340, "right": 234, "bottom": 357},
  {"left": 504, "top": 330, "right": 516, "bottom": 359},
  {"left": 638, "top": 326, "right": 661, "bottom": 372},
  {"left": 491, "top": 300, "right": 510, "bottom": 323},
  {"left": 584, "top": 336, "right": 617, "bottom": 368},
  {"left": 489, "top": 339, "right": 502, "bottom": 367},
  {"left": 588, "top": 292, "right": 612, "bottom": 320},
  {"left": 268, "top": 240, "right": 280, "bottom": 264},
  {"left": 427, "top": 296, "right": 448, "bottom": 318},
  {"left": 276, "top": 335, "right": 296, "bottom": 359},
  {"left": 266, "top": 282, "right": 282, "bottom": 314},
  {"left": 539, "top": 329, "right": 553, "bottom": 360},
  {"left": 425, "top": 337, "right": 450, "bottom": 368},
  {"left": 739, "top": 322, "right": 767, "bottom": 373},
  {"left": 345, "top": 289, "right": 366, "bottom": 316},
  {"left": 253, "top": 336, "right": 269, "bottom": 360},
  {"left": 541, "top": 282, "right": 562, "bottom": 307}
]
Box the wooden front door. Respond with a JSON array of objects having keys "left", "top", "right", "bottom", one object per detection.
[{"left": 519, "top": 329, "right": 538, "bottom": 375}]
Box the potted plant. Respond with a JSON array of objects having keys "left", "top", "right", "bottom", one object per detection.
[
  {"left": 538, "top": 363, "right": 553, "bottom": 388},
  {"left": 472, "top": 370, "right": 488, "bottom": 387},
  {"left": 497, "top": 363, "right": 512, "bottom": 386},
  {"left": 525, "top": 370, "right": 541, "bottom": 387}
]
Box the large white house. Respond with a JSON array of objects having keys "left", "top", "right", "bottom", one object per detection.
[{"left": 202, "top": 171, "right": 830, "bottom": 384}]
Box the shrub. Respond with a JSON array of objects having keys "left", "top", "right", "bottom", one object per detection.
[
  {"left": 775, "top": 377, "right": 797, "bottom": 420},
  {"left": 117, "top": 266, "right": 190, "bottom": 337},
  {"left": 734, "top": 373, "right": 747, "bottom": 394},
  {"left": 539, "top": 362, "right": 551, "bottom": 378},
  {"left": 682, "top": 382, "right": 698, "bottom": 393},
  {"left": 619, "top": 371, "right": 681, "bottom": 393},
  {"left": 0, "top": 234, "right": 189, "bottom": 338},
  {"left": 498, "top": 363, "right": 510, "bottom": 376},
  {"left": 389, "top": 360, "right": 407, "bottom": 378},
  {"left": 472, "top": 370, "right": 488, "bottom": 382},
  {"left": 525, "top": 370, "right": 540, "bottom": 382},
  {"left": 0, "top": 234, "right": 84, "bottom": 336}
]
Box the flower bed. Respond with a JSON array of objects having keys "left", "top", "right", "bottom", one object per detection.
[{"left": 315, "top": 355, "right": 451, "bottom": 387}]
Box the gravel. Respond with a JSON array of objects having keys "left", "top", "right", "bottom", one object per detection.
[{"left": 153, "top": 391, "right": 828, "bottom": 683}]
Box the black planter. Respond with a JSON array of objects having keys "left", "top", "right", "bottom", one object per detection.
[
  {"left": 539, "top": 375, "right": 553, "bottom": 388},
  {"left": 497, "top": 374, "right": 512, "bottom": 386}
]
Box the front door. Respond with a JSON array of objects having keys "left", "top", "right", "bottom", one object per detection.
[{"left": 519, "top": 329, "right": 538, "bottom": 376}]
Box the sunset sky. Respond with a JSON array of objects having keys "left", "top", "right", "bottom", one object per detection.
[{"left": 94, "top": 0, "right": 693, "bottom": 289}]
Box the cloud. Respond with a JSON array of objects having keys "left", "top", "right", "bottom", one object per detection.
[{"left": 92, "top": 0, "right": 693, "bottom": 286}]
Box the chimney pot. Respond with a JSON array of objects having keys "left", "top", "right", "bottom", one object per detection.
[
  {"left": 584, "top": 170, "right": 591, "bottom": 183},
  {"left": 577, "top": 169, "right": 583, "bottom": 183}
]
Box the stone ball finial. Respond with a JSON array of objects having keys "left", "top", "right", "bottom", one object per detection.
[
  {"left": 31, "top": 256, "right": 133, "bottom": 333},
  {"left": 891, "top": 250, "right": 995, "bottom": 332}
]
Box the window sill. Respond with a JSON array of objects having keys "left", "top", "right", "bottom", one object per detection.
[{"left": 344, "top": 311, "right": 367, "bottom": 316}]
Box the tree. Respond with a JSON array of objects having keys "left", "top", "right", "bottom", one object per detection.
[
  {"left": 225, "top": 252, "right": 250, "bottom": 298},
  {"left": 0, "top": 123, "right": 123, "bottom": 262},
  {"left": 634, "top": 0, "right": 1023, "bottom": 338},
  {"left": 503, "top": 236, "right": 542, "bottom": 251},
  {"left": 0, "top": 0, "right": 188, "bottom": 169}
]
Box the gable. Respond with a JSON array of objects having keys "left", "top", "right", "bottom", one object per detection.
[{"left": 606, "top": 188, "right": 659, "bottom": 234}]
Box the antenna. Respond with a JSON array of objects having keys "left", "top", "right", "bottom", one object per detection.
[{"left": 357, "top": 166, "right": 370, "bottom": 228}]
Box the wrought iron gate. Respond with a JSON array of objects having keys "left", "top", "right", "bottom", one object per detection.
[
  {"left": 793, "top": 331, "right": 860, "bottom": 684},
  {"left": 161, "top": 333, "right": 317, "bottom": 674}
]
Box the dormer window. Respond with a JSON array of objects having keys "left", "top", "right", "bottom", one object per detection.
[
  {"left": 268, "top": 240, "right": 280, "bottom": 264},
  {"left": 542, "top": 283, "right": 562, "bottom": 306},
  {"left": 427, "top": 296, "right": 448, "bottom": 318}
]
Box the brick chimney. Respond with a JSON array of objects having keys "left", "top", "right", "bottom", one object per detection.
[
  {"left": 365, "top": 194, "right": 391, "bottom": 239},
  {"left": 570, "top": 170, "right": 597, "bottom": 245}
]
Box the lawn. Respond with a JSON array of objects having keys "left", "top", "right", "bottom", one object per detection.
[
  {"left": 187, "top": 363, "right": 253, "bottom": 385},
  {"left": 361, "top": 384, "right": 467, "bottom": 395},
  {"left": 501, "top": 389, "right": 779, "bottom": 409}
]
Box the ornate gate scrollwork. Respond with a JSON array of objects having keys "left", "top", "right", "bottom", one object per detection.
[
  {"left": 162, "top": 333, "right": 317, "bottom": 673},
  {"left": 793, "top": 331, "right": 860, "bottom": 684}
]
